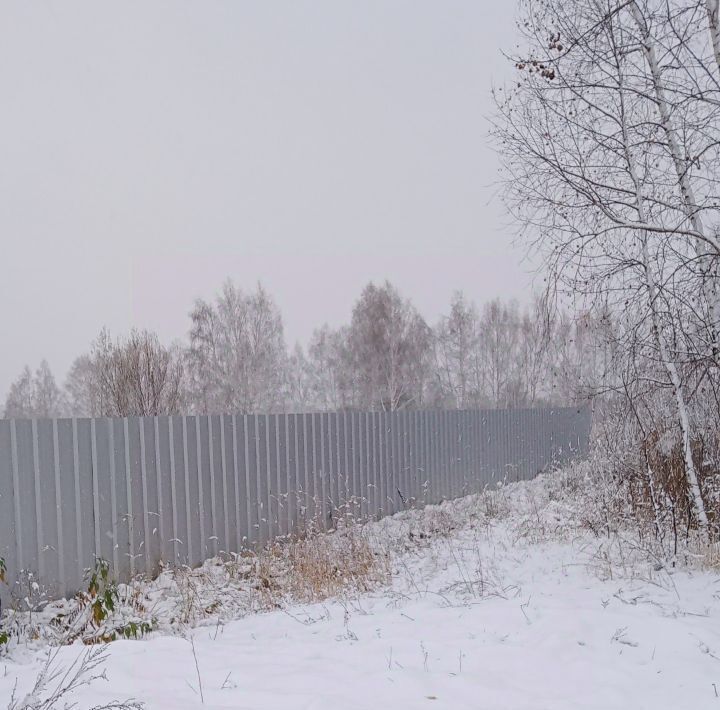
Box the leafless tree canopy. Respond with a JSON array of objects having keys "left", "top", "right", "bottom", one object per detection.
[
  {"left": 64, "top": 354, "right": 102, "bottom": 417},
  {"left": 344, "top": 281, "right": 433, "bottom": 411},
  {"left": 93, "top": 330, "right": 184, "bottom": 417},
  {"left": 5, "top": 278, "right": 606, "bottom": 421},
  {"left": 186, "top": 281, "right": 287, "bottom": 414},
  {"left": 3, "top": 360, "right": 65, "bottom": 418},
  {"left": 54, "top": 330, "right": 184, "bottom": 418},
  {"left": 494, "top": 0, "right": 720, "bottom": 532}
]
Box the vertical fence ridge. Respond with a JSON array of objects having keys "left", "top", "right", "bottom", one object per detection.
[{"left": 0, "top": 406, "right": 591, "bottom": 601}]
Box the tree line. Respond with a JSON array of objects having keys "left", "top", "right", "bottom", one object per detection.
[{"left": 3, "top": 280, "right": 604, "bottom": 419}]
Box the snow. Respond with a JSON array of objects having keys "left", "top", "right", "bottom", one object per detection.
[{"left": 2, "top": 473, "right": 720, "bottom": 709}]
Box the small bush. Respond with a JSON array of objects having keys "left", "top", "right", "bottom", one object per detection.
[{"left": 43, "top": 559, "right": 154, "bottom": 645}]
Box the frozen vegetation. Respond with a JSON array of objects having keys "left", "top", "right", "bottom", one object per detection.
[{"left": 2, "top": 463, "right": 719, "bottom": 709}]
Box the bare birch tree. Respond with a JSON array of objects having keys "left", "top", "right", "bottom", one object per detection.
[
  {"left": 4, "top": 361, "right": 66, "bottom": 418},
  {"left": 64, "top": 354, "right": 103, "bottom": 417},
  {"left": 346, "top": 281, "right": 432, "bottom": 411},
  {"left": 495, "top": 0, "right": 720, "bottom": 529},
  {"left": 186, "top": 281, "right": 287, "bottom": 413},
  {"left": 433, "top": 292, "right": 482, "bottom": 409}
]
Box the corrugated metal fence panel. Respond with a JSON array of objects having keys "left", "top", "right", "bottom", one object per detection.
[
  {"left": 0, "top": 420, "right": 15, "bottom": 602},
  {"left": 0, "top": 406, "right": 591, "bottom": 603}
]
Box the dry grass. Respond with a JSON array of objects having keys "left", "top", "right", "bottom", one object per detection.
[
  {"left": 6, "top": 645, "right": 143, "bottom": 709},
  {"left": 284, "top": 527, "right": 388, "bottom": 602},
  {"left": 162, "top": 520, "right": 391, "bottom": 628}
]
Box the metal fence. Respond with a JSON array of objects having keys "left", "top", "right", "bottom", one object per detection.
[{"left": 0, "top": 406, "right": 591, "bottom": 600}]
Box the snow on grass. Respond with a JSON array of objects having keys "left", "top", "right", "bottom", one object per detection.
[{"left": 2, "top": 469, "right": 720, "bottom": 709}]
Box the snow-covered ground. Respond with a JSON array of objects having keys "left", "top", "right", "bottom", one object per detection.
[{"left": 3, "top": 472, "right": 720, "bottom": 709}]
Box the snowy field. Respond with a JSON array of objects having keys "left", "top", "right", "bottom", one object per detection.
[{"left": 2, "top": 472, "right": 720, "bottom": 710}]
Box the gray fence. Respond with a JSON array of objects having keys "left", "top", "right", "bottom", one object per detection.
[{"left": 0, "top": 406, "right": 590, "bottom": 601}]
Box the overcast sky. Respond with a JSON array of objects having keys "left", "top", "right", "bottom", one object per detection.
[{"left": 0, "top": 1, "right": 528, "bottom": 399}]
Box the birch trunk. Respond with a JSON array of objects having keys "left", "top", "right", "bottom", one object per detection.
[
  {"left": 705, "top": 0, "right": 720, "bottom": 80},
  {"left": 616, "top": 46, "right": 710, "bottom": 528},
  {"left": 631, "top": 2, "right": 720, "bottom": 359}
]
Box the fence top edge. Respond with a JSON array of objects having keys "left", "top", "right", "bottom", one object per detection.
[{"left": 0, "top": 404, "right": 592, "bottom": 426}]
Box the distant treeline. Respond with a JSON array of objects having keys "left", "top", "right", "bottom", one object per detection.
[{"left": 3, "top": 280, "right": 607, "bottom": 419}]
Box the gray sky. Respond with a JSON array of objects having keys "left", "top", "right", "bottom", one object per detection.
[{"left": 0, "top": 1, "right": 528, "bottom": 398}]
